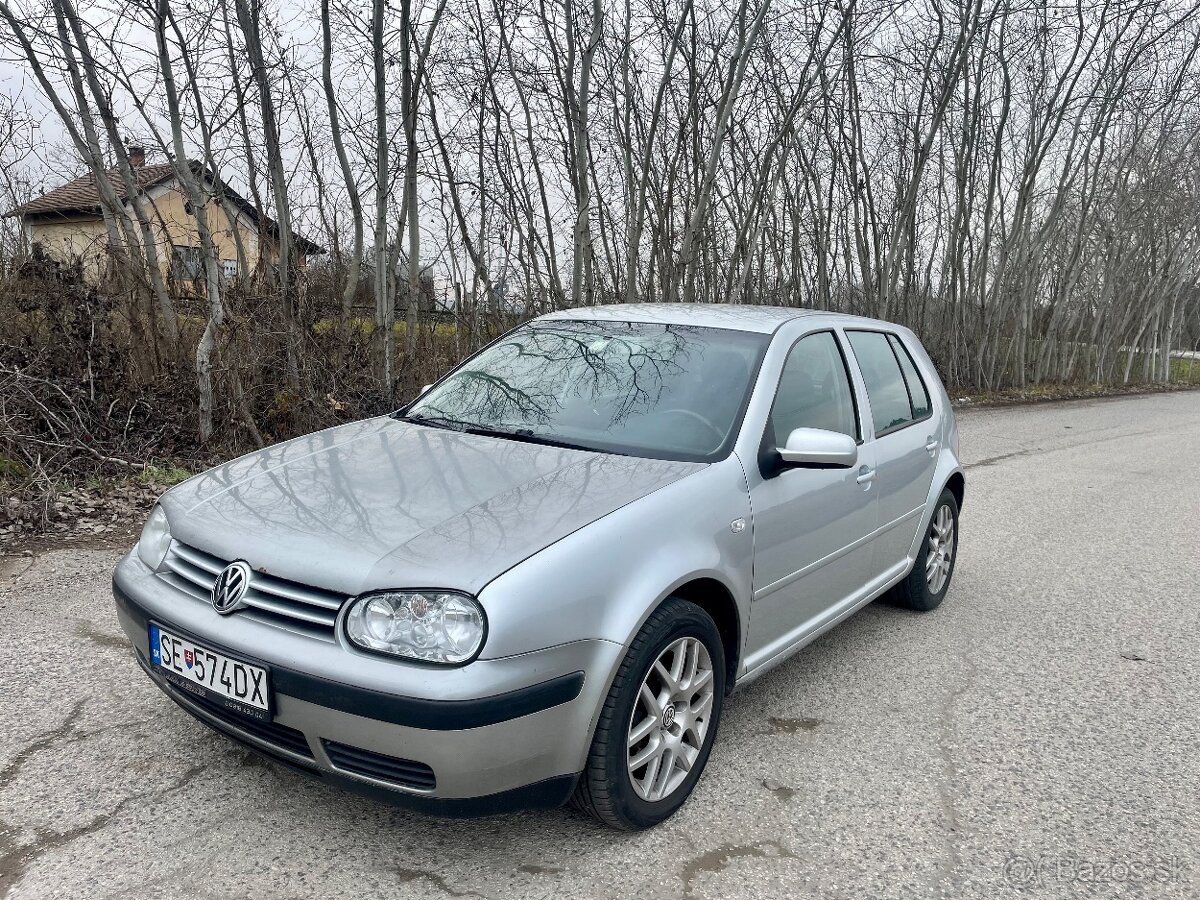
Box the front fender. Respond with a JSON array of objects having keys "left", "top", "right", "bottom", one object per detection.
[{"left": 476, "top": 459, "right": 753, "bottom": 661}]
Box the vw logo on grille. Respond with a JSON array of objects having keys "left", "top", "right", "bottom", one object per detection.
[{"left": 211, "top": 560, "right": 253, "bottom": 615}]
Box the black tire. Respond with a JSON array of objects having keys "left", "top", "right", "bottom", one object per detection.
[
  {"left": 890, "top": 488, "right": 959, "bottom": 611},
  {"left": 571, "top": 597, "right": 726, "bottom": 830}
]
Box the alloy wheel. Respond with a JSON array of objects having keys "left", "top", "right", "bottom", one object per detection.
[
  {"left": 626, "top": 636, "right": 715, "bottom": 802},
  {"left": 925, "top": 503, "right": 955, "bottom": 593}
]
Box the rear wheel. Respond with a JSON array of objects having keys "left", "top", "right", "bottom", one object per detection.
[
  {"left": 891, "top": 488, "right": 959, "bottom": 611},
  {"left": 572, "top": 598, "right": 725, "bottom": 829}
]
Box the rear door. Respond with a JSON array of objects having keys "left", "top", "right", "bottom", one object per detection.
[{"left": 844, "top": 330, "right": 939, "bottom": 570}]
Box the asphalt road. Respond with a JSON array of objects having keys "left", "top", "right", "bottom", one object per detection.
[{"left": 2, "top": 391, "right": 1199, "bottom": 899}]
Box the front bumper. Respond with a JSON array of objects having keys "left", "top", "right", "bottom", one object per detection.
[{"left": 113, "top": 552, "right": 622, "bottom": 814}]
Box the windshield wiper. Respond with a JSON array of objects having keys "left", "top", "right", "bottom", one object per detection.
[
  {"left": 461, "top": 426, "right": 624, "bottom": 455},
  {"left": 395, "top": 412, "right": 476, "bottom": 432},
  {"left": 399, "top": 414, "right": 622, "bottom": 455}
]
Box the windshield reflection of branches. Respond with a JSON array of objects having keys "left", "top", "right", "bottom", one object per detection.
[
  {"left": 593, "top": 331, "right": 690, "bottom": 426},
  {"left": 422, "top": 325, "right": 693, "bottom": 430}
]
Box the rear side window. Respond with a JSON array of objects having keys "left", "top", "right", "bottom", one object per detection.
[
  {"left": 887, "top": 334, "right": 932, "bottom": 419},
  {"left": 847, "top": 330, "right": 918, "bottom": 436},
  {"left": 769, "top": 331, "right": 859, "bottom": 442}
]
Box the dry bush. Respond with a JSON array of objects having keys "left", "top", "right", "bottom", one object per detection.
[{"left": 0, "top": 261, "right": 515, "bottom": 539}]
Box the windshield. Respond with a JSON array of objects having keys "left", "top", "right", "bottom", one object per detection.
[{"left": 401, "top": 320, "right": 769, "bottom": 461}]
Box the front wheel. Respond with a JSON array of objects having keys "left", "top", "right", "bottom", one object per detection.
[
  {"left": 891, "top": 488, "right": 959, "bottom": 611},
  {"left": 572, "top": 598, "right": 725, "bottom": 829}
]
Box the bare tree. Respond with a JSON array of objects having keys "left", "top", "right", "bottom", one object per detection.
[{"left": 3, "top": 0, "right": 1200, "bottom": 459}]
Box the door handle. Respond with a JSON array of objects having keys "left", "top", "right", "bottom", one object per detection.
[
  {"left": 925, "top": 437, "right": 939, "bottom": 454},
  {"left": 856, "top": 465, "right": 876, "bottom": 485}
]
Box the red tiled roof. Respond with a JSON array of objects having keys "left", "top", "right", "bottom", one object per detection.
[
  {"left": 8, "top": 160, "right": 325, "bottom": 255},
  {"left": 12, "top": 162, "right": 178, "bottom": 217}
]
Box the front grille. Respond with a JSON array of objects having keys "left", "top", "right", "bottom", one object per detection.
[
  {"left": 167, "top": 682, "right": 314, "bottom": 759},
  {"left": 322, "top": 740, "right": 436, "bottom": 791},
  {"left": 159, "top": 541, "right": 347, "bottom": 640}
]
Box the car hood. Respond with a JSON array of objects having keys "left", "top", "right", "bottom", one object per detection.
[{"left": 162, "top": 417, "right": 703, "bottom": 596}]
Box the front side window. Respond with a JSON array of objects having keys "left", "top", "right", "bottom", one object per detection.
[
  {"left": 847, "top": 330, "right": 916, "bottom": 436},
  {"left": 768, "top": 331, "right": 859, "bottom": 444},
  {"left": 403, "top": 320, "right": 769, "bottom": 461}
]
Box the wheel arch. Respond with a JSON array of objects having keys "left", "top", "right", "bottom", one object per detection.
[
  {"left": 906, "top": 461, "right": 966, "bottom": 563},
  {"left": 945, "top": 471, "right": 965, "bottom": 511},
  {"left": 668, "top": 577, "right": 742, "bottom": 693}
]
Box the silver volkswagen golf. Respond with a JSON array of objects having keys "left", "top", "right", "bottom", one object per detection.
[{"left": 114, "top": 304, "right": 963, "bottom": 829}]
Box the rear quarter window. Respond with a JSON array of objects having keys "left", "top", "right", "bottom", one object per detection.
[{"left": 887, "top": 334, "right": 932, "bottom": 419}]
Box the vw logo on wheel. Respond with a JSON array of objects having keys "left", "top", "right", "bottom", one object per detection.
[
  {"left": 211, "top": 560, "right": 253, "bottom": 615},
  {"left": 661, "top": 703, "right": 677, "bottom": 730}
]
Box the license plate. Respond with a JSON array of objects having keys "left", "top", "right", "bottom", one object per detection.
[{"left": 149, "top": 623, "right": 271, "bottom": 718}]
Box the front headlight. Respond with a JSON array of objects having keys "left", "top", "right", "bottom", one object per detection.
[
  {"left": 345, "top": 591, "right": 486, "bottom": 665},
  {"left": 137, "top": 505, "right": 172, "bottom": 571}
]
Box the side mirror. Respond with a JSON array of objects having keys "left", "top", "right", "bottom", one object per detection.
[
  {"left": 778, "top": 427, "right": 858, "bottom": 468},
  {"left": 420, "top": 384, "right": 432, "bottom": 395}
]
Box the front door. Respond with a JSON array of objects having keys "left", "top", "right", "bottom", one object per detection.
[{"left": 745, "top": 330, "right": 878, "bottom": 670}]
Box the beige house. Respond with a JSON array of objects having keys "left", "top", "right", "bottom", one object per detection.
[{"left": 5, "top": 149, "right": 323, "bottom": 284}]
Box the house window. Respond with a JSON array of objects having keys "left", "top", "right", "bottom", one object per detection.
[
  {"left": 222, "top": 259, "right": 238, "bottom": 280},
  {"left": 171, "top": 245, "right": 204, "bottom": 280}
]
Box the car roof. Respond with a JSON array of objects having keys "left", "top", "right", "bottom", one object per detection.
[{"left": 536, "top": 303, "right": 887, "bottom": 335}]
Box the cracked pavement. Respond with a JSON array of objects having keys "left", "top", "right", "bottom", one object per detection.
[{"left": 2, "top": 391, "right": 1199, "bottom": 899}]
